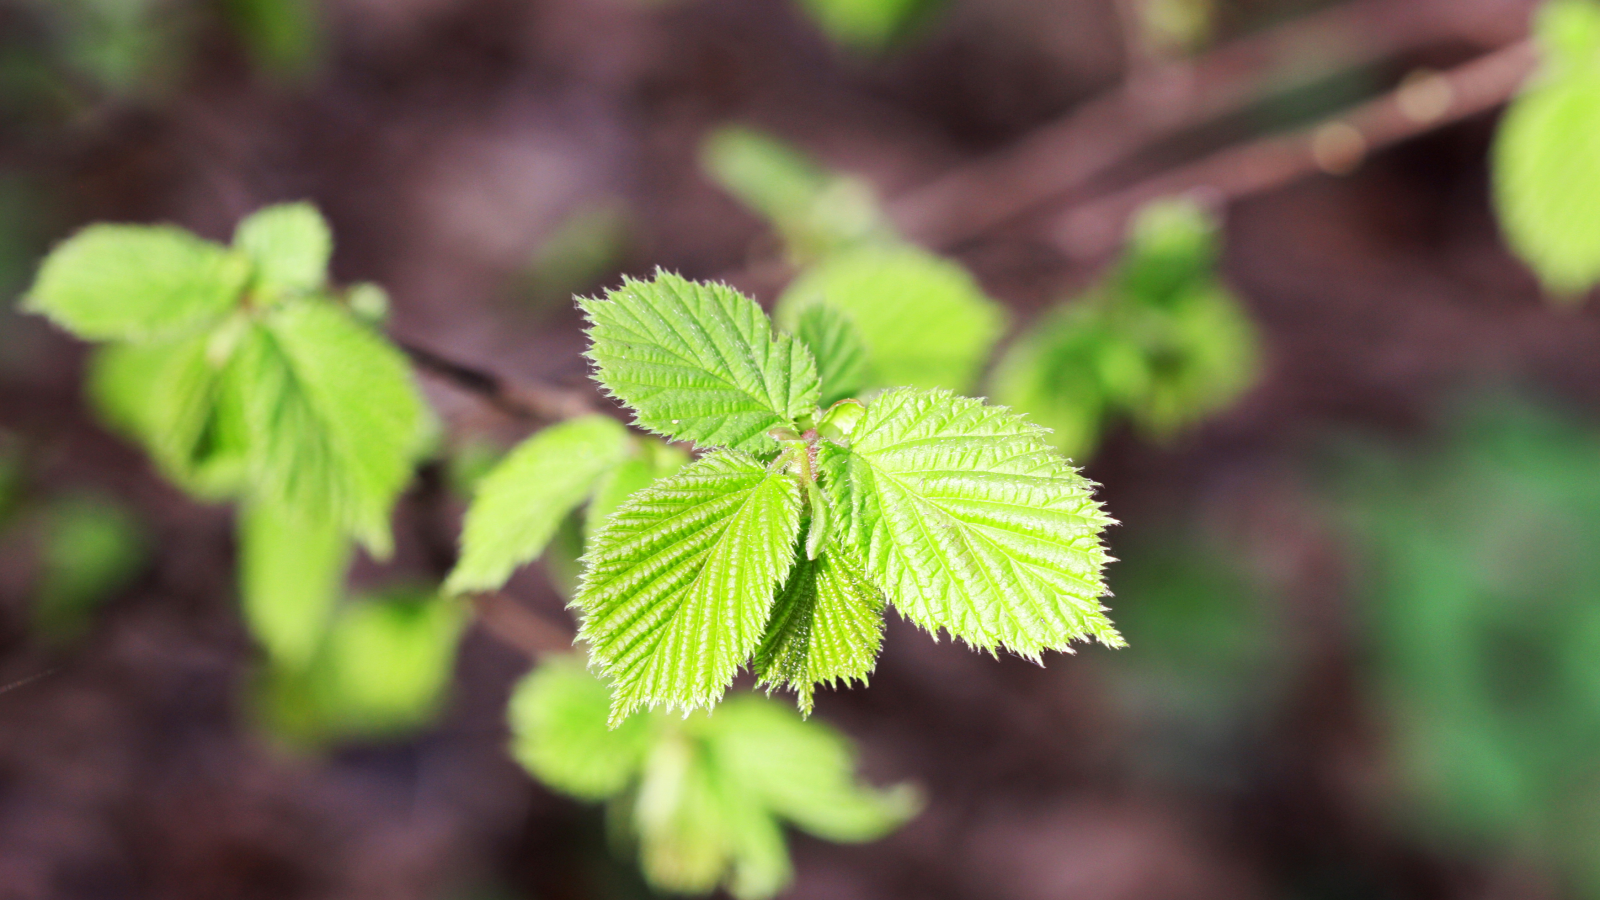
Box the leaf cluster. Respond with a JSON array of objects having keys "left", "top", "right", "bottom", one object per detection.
[
  {"left": 553, "top": 270, "right": 1115, "bottom": 721},
  {"left": 508, "top": 656, "right": 918, "bottom": 899}
]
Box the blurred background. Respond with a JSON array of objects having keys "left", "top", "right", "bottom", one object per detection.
[{"left": 4, "top": 0, "right": 1600, "bottom": 897}]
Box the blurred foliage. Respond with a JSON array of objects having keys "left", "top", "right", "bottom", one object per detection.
[
  {"left": 220, "top": 0, "right": 324, "bottom": 82},
  {"left": 238, "top": 499, "right": 349, "bottom": 670},
  {"left": 258, "top": 588, "right": 467, "bottom": 744},
  {"left": 509, "top": 656, "right": 919, "bottom": 900},
  {"left": 1131, "top": 0, "right": 1215, "bottom": 57},
  {"left": 32, "top": 494, "right": 147, "bottom": 643},
  {"left": 992, "top": 198, "right": 1259, "bottom": 460},
  {"left": 1492, "top": 0, "right": 1600, "bottom": 300},
  {"left": 792, "top": 0, "right": 940, "bottom": 52},
  {"left": 520, "top": 201, "right": 632, "bottom": 309},
  {"left": 1104, "top": 525, "right": 1282, "bottom": 785},
  {"left": 701, "top": 126, "right": 885, "bottom": 264},
  {"left": 1345, "top": 398, "right": 1600, "bottom": 895}
]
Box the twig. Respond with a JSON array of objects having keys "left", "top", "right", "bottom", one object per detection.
[
  {"left": 398, "top": 339, "right": 598, "bottom": 423},
  {"left": 1047, "top": 38, "right": 1538, "bottom": 260},
  {"left": 888, "top": 0, "right": 1532, "bottom": 250},
  {"left": 468, "top": 592, "right": 575, "bottom": 659}
]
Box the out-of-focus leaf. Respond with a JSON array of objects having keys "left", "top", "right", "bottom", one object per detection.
[
  {"left": 792, "top": 303, "right": 871, "bottom": 405},
  {"left": 778, "top": 244, "right": 1006, "bottom": 393},
  {"left": 222, "top": 0, "right": 324, "bottom": 80},
  {"left": 523, "top": 201, "right": 631, "bottom": 305},
  {"left": 232, "top": 301, "right": 425, "bottom": 556},
  {"left": 233, "top": 201, "right": 332, "bottom": 296},
  {"left": 320, "top": 589, "right": 467, "bottom": 737},
  {"left": 584, "top": 439, "right": 690, "bottom": 545},
  {"left": 701, "top": 126, "right": 881, "bottom": 260},
  {"left": 794, "top": 0, "right": 933, "bottom": 51},
  {"left": 25, "top": 224, "right": 250, "bottom": 341},
  {"left": 238, "top": 500, "right": 349, "bottom": 670},
  {"left": 508, "top": 655, "right": 657, "bottom": 801},
  {"left": 32, "top": 495, "right": 146, "bottom": 642},
  {"left": 1492, "top": 2, "right": 1600, "bottom": 298},
  {"left": 446, "top": 415, "right": 632, "bottom": 595},
  {"left": 507, "top": 659, "right": 916, "bottom": 900}
]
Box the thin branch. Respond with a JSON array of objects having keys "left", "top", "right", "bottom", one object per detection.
[
  {"left": 888, "top": 0, "right": 1532, "bottom": 251},
  {"left": 1047, "top": 38, "right": 1538, "bottom": 261},
  {"left": 468, "top": 591, "right": 575, "bottom": 659},
  {"left": 398, "top": 339, "right": 598, "bottom": 423}
]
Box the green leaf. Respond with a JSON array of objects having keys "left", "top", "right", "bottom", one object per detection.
[
  {"left": 1535, "top": 0, "right": 1600, "bottom": 71},
  {"left": 988, "top": 302, "right": 1109, "bottom": 460},
  {"left": 33, "top": 495, "right": 146, "bottom": 643},
  {"left": 446, "top": 415, "right": 632, "bottom": 595},
  {"left": 584, "top": 440, "right": 691, "bottom": 545},
  {"left": 581, "top": 271, "right": 821, "bottom": 451},
  {"left": 24, "top": 224, "right": 250, "bottom": 341},
  {"left": 795, "top": 0, "right": 930, "bottom": 50},
  {"left": 507, "top": 656, "right": 657, "bottom": 800},
  {"left": 575, "top": 451, "right": 804, "bottom": 721},
  {"left": 634, "top": 733, "right": 740, "bottom": 894},
  {"left": 1492, "top": 56, "right": 1600, "bottom": 296},
  {"left": 820, "top": 387, "right": 1119, "bottom": 657},
  {"left": 700, "top": 126, "right": 881, "bottom": 260},
  {"left": 232, "top": 301, "right": 425, "bottom": 556},
  {"left": 233, "top": 202, "right": 332, "bottom": 295},
  {"left": 778, "top": 245, "right": 1006, "bottom": 393},
  {"left": 321, "top": 589, "right": 467, "bottom": 736},
  {"left": 792, "top": 303, "right": 871, "bottom": 405},
  {"left": 753, "top": 542, "right": 884, "bottom": 715},
  {"left": 87, "top": 333, "right": 250, "bottom": 498},
  {"left": 709, "top": 695, "right": 919, "bottom": 843},
  {"left": 239, "top": 500, "right": 350, "bottom": 669}
]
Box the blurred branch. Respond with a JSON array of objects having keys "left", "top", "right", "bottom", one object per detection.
[
  {"left": 468, "top": 591, "right": 574, "bottom": 659},
  {"left": 398, "top": 339, "right": 599, "bottom": 423},
  {"left": 889, "top": 0, "right": 1533, "bottom": 250},
  {"left": 1047, "top": 37, "right": 1538, "bottom": 260}
]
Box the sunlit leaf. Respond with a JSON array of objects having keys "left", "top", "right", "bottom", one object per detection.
[
  {"left": 821, "top": 387, "right": 1118, "bottom": 656},
  {"left": 753, "top": 541, "right": 884, "bottom": 715},
  {"left": 233, "top": 201, "right": 332, "bottom": 296},
  {"left": 238, "top": 499, "right": 349, "bottom": 670},
  {"left": 582, "top": 271, "right": 821, "bottom": 451},
  {"left": 792, "top": 303, "right": 872, "bottom": 405},
  {"left": 507, "top": 655, "right": 656, "bottom": 800}
]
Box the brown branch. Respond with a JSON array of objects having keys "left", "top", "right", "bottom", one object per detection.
[
  {"left": 398, "top": 339, "right": 599, "bottom": 423},
  {"left": 1046, "top": 38, "right": 1538, "bottom": 261},
  {"left": 888, "top": 0, "right": 1534, "bottom": 251},
  {"left": 468, "top": 591, "right": 575, "bottom": 659}
]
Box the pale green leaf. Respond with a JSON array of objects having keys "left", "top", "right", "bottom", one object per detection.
[
  {"left": 778, "top": 245, "right": 1006, "bottom": 392},
  {"left": 1493, "top": 62, "right": 1600, "bottom": 296},
  {"left": 25, "top": 224, "right": 250, "bottom": 341},
  {"left": 634, "top": 734, "right": 735, "bottom": 894},
  {"left": 793, "top": 303, "right": 871, "bottom": 405},
  {"left": 796, "top": 0, "right": 929, "bottom": 50},
  {"left": 233, "top": 301, "right": 425, "bottom": 556},
  {"left": 821, "top": 387, "right": 1119, "bottom": 657},
  {"left": 507, "top": 656, "right": 656, "bottom": 800},
  {"left": 87, "top": 333, "right": 249, "bottom": 498},
  {"left": 988, "top": 302, "right": 1109, "bottom": 460},
  {"left": 753, "top": 541, "right": 884, "bottom": 715},
  {"left": 446, "top": 415, "right": 632, "bottom": 595},
  {"left": 575, "top": 451, "right": 804, "bottom": 721},
  {"left": 1536, "top": 0, "right": 1600, "bottom": 71},
  {"left": 239, "top": 500, "right": 350, "bottom": 669},
  {"left": 708, "top": 695, "right": 919, "bottom": 843},
  {"left": 584, "top": 439, "right": 691, "bottom": 545},
  {"left": 581, "top": 271, "right": 821, "bottom": 451},
  {"left": 234, "top": 202, "right": 332, "bottom": 295},
  {"left": 322, "top": 589, "right": 467, "bottom": 735}
]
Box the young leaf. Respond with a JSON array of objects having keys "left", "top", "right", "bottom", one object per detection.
[
  {"left": 581, "top": 271, "right": 821, "bottom": 451},
  {"left": 234, "top": 201, "right": 332, "bottom": 295},
  {"left": 575, "top": 451, "right": 804, "bottom": 721},
  {"left": 1492, "top": 39, "right": 1600, "bottom": 297},
  {"left": 446, "top": 415, "right": 632, "bottom": 595},
  {"left": 634, "top": 734, "right": 739, "bottom": 894},
  {"left": 778, "top": 245, "right": 1006, "bottom": 392},
  {"left": 988, "top": 302, "right": 1110, "bottom": 460},
  {"left": 239, "top": 500, "right": 350, "bottom": 670},
  {"left": 793, "top": 303, "right": 872, "bottom": 405},
  {"left": 25, "top": 224, "right": 250, "bottom": 341},
  {"left": 507, "top": 655, "right": 657, "bottom": 800},
  {"left": 87, "top": 333, "right": 249, "bottom": 498},
  {"left": 753, "top": 541, "right": 885, "bottom": 715},
  {"left": 232, "top": 301, "right": 425, "bottom": 556},
  {"left": 321, "top": 589, "right": 467, "bottom": 736},
  {"left": 795, "top": 0, "right": 929, "bottom": 51},
  {"left": 708, "top": 695, "right": 920, "bottom": 843},
  {"left": 820, "top": 387, "right": 1120, "bottom": 657}
]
